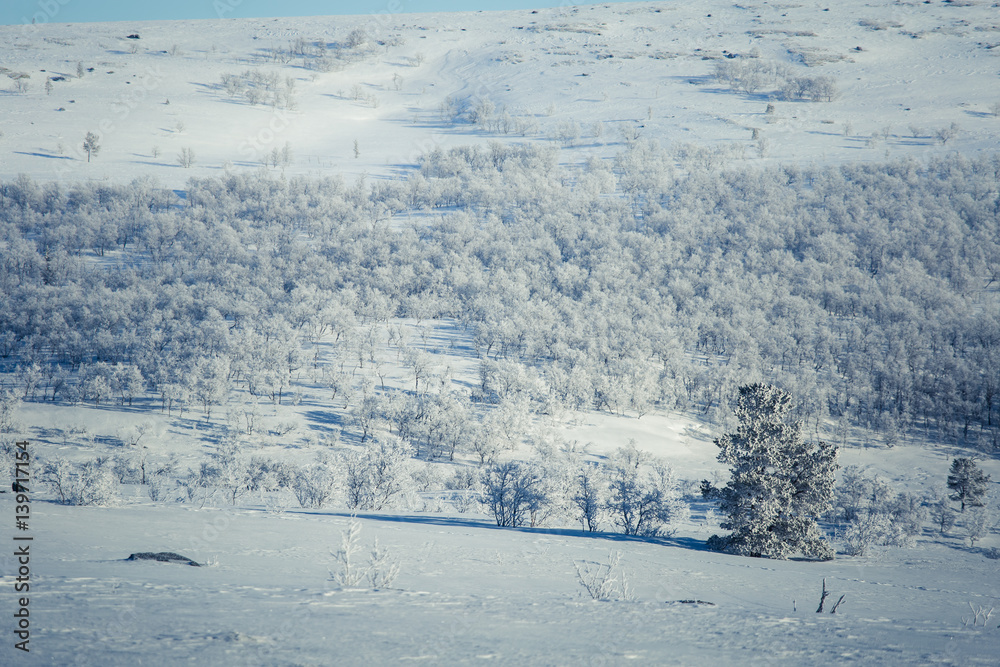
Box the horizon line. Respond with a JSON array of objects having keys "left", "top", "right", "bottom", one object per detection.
[{"left": 1, "top": 1, "right": 645, "bottom": 28}]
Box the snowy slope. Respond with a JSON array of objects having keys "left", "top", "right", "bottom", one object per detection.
[
  {"left": 4, "top": 498, "right": 1000, "bottom": 666},
  {"left": 1, "top": 0, "right": 999, "bottom": 187}
]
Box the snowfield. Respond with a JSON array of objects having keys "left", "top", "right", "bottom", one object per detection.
[
  {"left": 10, "top": 500, "right": 1000, "bottom": 666},
  {"left": 2, "top": 0, "right": 1000, "bottom": 664},
  {"left": 1, "top": 0, "right": 999, "bottom": 186}
]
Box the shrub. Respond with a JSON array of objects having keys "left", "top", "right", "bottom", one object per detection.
[
  {"left": 343, "top": 435, "right": 415, "bottom": 511},
  {"left": 480, "top": 460, "right": 547, "bottom": 528},
  {"left": 713, "top": 59, "right": 786, "bottom": 94},
  {"left": 330, "top": 519, "right": 401, "bottom": 589},
  {"left": 574, "top": 550, "right": 634, "bottom": 601},
  {"left": 42, "top": 457, "right": 120, "bottom": 506},
  {"left": 780, "top": 76, "right": 838, "bottom": 102},
  {"left": 0, "top": 389, "right": 20, "bottom": 433},
  {"left": 291, "top": 462, "right": 337, "bottom": 508},
  {"left": 835, "top": 466, "right": 927, "bottom": 555},
  {"left": 445, "top": 467, "right": 478, "bottom": 490},
  {"left": 604, "top": 445, "right": 686, "bottom": 537},
  {"left": 713, "top": 59, "right": 836, "bottom": 102}
]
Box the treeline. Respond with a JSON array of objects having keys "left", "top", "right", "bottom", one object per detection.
[{"left": 0, "top": 145, "right": 998, "bottom": 451}]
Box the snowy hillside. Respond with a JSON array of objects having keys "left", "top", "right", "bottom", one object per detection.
[
  {"left": 1, "top": 0, "right": 999, "bottom": 185},
  {"left": 2, "top": 1, "right": 1000, "bottom": 665}
]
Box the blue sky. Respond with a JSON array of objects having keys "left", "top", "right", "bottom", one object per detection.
[{"left": 3, "top": 1, "right": 636, "bottom": 26}]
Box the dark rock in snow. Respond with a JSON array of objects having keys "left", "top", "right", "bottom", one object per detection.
[{"left": 126, "top": 552, "right": 201, "bottom": 566}]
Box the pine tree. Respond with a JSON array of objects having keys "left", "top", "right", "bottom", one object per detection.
[
  {"left": 82, "top": 131, "right": 101, "bottom": 162},
  {"left": 947, "top": 458, "right": 991, "bottom": 512},
  {"left": 708, "top": 383, "right": 837, "bottom": 560}
]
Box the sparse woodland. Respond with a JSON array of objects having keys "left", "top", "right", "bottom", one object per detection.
[{"left": 1, "top": 144, "right": 999, "bottom": 548}]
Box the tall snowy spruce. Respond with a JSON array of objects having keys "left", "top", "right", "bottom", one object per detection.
[
  {"left": 708, "top": 384, "right": 837, "bottom": 560},
  {"left": 947, "top": 458, "right": 991, "bottom": 512}
]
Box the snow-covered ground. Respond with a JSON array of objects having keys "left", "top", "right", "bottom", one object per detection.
[
  {"left": 2, "top": 0, "right": 999, "bottom": 187},
  {"left": 5, "top": 499, "right": 998, "bottom": 666},
  {"left": 2, "top": 1, "right": 1000, "bottom": 664}
]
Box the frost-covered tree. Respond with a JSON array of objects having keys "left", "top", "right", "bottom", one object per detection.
[
  {"left": 343, "top": 435, "right": 414, "bottom": 511},
  {"left": 211, "top": 444, "right": 251, "bottom": 505},
  {"left": 177, "top": 147, "right": 196, "bottom": 168},
  {"left": 928, "top": 491, "right": 957, "bottom": 535},
  {"left": 947, "top": 458, "right": 990, "bottom": 512},
  {"left": 42, "top": 457, "right": 119, "bottom": 506},
  {"left": 604, "top": 444, "right": 686, "bottom": 537},
  {"left": 0, "top": 389, "right": 20, "bottom": 433},
  {"left": 480, "top": 460, "right": 547, "bottom": 528},
  {"left": 708, "top": 383, "right": 837, "bottom": 560},
  {"left": 292, "top": 455, "right": 338, "bottom": 509},
  {"left": 571, "top": 465, "right": 604, "bottom": 532},
  {"left": 835, "top": 466, "right": 926, "bottom": 556},
  {"left": 190, "top": 357, "right": 230, "bottom": 420},
  {"left": 964, "top": 506, "right": 993, "bottom": 547},
  {"left": 82, "top": 131, "right": 100, "bottom": 162}
]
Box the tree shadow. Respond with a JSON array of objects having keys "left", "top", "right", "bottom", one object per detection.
[
  {"left": 302, "top": 409, "right": 345, "bottom": 430},
  {"left": 188, "top": 81, "right": 221, "bottom": 96},
  {"left": 300, "top": 509, "right": 711, "bottom": 551},
  {"left": 13, "top": 151, "right": 74, "bottom": 160}
]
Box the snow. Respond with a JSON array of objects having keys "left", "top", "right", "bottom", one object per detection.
[
  {"left": 2, "top": 1, "right": 999, "bottom": 187},
  {"left": 3, "top": 1, "right": 1000, "bottom": 664},
  {"left": 4, "top": 499, "right": 999, "bottom": 665}
]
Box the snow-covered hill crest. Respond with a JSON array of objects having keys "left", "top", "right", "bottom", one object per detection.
[{"left": 1, "top": 0, "right": 999, "bottom": 186}]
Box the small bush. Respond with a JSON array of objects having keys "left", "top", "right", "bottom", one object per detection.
[
  {"left": 605, "top": 446, "right": 686, "bottom": 537},
  {"left": 713, "top": 58, "right": 836, "bottom": 102},
  {"left": 780, "top": 76, "right": 838, "bottom": 102},
  {"left": 445, "top": 467, "right": 478, "bottom": 490},
  {"left": 835, "top": 467, "right": 927, "bottom": 556},
  {"left": 343, "top": 435, "right": 415, "bottom": 511},
  {"left": 330, "top": 519, "right": 401, "bottom": 589},
  {"left": 42, "top": 457, "right": 120, "bottom": 506},
  {"left": 0, "top": 389, "right": 21, "bottom": 433},
  {"left": 575, "top": 551, "right": 634, "bottom": 602}
]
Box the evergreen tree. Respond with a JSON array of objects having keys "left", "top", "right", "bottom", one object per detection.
[
  {"left": 708, "top": 383, "right": 837, "bottom": 560},
  {"left": 82, "top": 131, "right": 101, "bottom": 162},
  {"left": 947, "top": 458, "right": 991, "bottom": 512}
]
